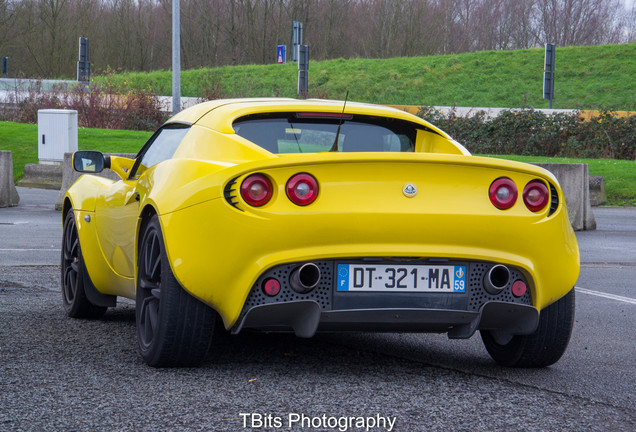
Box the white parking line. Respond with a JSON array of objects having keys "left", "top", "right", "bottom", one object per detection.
[
  {"left": 0, "top": 249, "right": 61, "bottom": 252},
  {"left": 577, "top": 287, "right": 636, "bottom": 305}
]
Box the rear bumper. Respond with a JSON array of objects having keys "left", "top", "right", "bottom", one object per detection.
[
  {"left": 232, "top": 301, "right": 539, "bottom": 339},
  {"left": 231, "top": 258, "right": 538, "bottom": 339},
  {"left": 160, "top": 188, "right": 579, "bottom": 329}
]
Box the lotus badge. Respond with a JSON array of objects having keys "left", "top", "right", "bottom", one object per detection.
[{"left": 403, "top": 183, "right": 417, "bottom": 198}]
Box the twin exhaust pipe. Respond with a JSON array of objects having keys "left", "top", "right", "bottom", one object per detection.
[
  {"left": 290, "top": 263, "right": 321, "bottom": 293},
  {"left": 484, "top": 264, "right": 511, "bottom": 294}
]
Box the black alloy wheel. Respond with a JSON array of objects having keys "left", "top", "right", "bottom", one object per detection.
[
  {"left": 61, "top": 209, "right": 107, "bottom": 318},
  {"left": 137, "top": 222, "right": 163, "bottom": 352},
  {"left": 136, "top": 214, "right": 216, "bottom": 367},
  {"left": 481, "top": 287, "right": 575, "bottom": 368}
]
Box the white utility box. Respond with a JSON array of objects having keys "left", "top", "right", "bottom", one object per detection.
[{"left": 38, "top": 109, "right": 78, "bottom": 165}]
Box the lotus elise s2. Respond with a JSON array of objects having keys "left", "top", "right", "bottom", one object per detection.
[{"left": 61, "top": 98, "right": 579, "bottom": 367}]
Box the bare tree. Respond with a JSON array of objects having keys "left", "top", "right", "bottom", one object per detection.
[
  {"left": 536, "top": 0, "right": 625, "bottom": 45},
  {"left": 0, "top": 0, "right": 631, "bottom": 78}
]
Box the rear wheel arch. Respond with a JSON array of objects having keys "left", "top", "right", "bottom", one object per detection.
[{"left": 137, "top": 205, "right": 158, "bottom": 253}]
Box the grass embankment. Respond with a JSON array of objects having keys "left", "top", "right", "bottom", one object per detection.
[
  {"left": 1, "top": 121, "right": 633, "bottom": 206},
  {"left": 0, "top": 122, "right": 151, "bottom": 180},
  {"left": 94, "top": 44, "right": 636, "bottom": 110}
]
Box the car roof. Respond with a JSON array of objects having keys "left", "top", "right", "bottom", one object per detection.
[{"left": 167, "top": 98, "right": 450, "bottom": 138}]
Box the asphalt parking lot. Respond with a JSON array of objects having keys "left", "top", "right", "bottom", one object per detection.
[{"left": 1, "top": 187, "right": 635, "bottom": 431}]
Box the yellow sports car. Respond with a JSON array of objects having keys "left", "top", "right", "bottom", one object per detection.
[{"left": 62, "top": 98, "right": 579, "bottom": 368}]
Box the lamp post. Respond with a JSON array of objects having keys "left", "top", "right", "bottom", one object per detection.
[{"left": 172, "top": 0, "right": 181, "bottom": 114}]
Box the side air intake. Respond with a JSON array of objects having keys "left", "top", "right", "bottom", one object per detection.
[
  {"left": 548, "top": 182, "right": 559, "bottom": 216},
  {"left": 224, "top": 177, "right": 242, "bottom": 210}
]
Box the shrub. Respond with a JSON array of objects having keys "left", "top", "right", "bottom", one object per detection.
[
  {"left": 197, "top": 71, "right": 225, "bottom": 101},
  {"left": 1, "top": 80, "right": 168, "bottom": 131},
  {"left": 417, "top": 107, "right": 635, "bottom": 160}
]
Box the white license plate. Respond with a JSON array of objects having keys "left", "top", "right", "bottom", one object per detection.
[{"left": 336, "top": 264, "right": 466, "bottom": 293}]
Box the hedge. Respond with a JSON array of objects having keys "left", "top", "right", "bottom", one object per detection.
[{"left": 417, "top": 107, "right": 635, "bottom": 160}]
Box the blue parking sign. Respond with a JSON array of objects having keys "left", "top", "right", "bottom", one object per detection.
[{"left": 276, "top": 45, "right": 286, "bottom": 64}]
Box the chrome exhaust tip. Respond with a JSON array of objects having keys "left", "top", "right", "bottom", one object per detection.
[
  {"left": 289, "top": 263, "right": 321, "bottom": 294},
  {"left": 484, "top": 265, "right": 511, "bottom": 295}
]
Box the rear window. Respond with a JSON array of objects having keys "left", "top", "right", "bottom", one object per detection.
[{"left": 233, "top": 113, "right": 417, "bottom": 153}]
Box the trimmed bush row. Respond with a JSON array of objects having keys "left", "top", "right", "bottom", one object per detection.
[
  {"left": 3, "top": 82, "right": 634, "bottom": 161},
  {"left": 418, "top": 107, "right": 635, "bottom": 160}
]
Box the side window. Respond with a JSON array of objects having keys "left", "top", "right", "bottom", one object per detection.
[{"left": 131, "top": 125, "right": 190, "bottom": 177}]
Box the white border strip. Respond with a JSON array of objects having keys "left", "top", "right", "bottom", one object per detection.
[
  {"left": 0, "top": 248, "right": 60, "bottom": 252},
  {"left": 577, "top": 287, "right": 636, "bottom": 305}
]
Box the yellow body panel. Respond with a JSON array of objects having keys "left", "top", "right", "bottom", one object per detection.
[
  {"left": 158, "top": 154, "right": 578, "bottom": 328},
  {"left": 65, "top": 98, "right": 580, "bottom": 332}
]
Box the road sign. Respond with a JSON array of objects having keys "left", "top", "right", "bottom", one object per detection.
[{"left": 276, "top": 45, "right": 286, "bottom": 64}]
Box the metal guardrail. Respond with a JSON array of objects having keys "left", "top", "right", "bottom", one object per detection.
[
  {"left": 1, "top": 78, "right": 634, "bottom": 118},
  {"left": 0, "top": 78, "right": 79, "bottom": 92}
]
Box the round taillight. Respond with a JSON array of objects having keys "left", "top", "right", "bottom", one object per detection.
[
  {"left": 286, "top": 173, "right": 319, "bottom": 206},
  {"left": 523, "top": 180, "right": 549, "bottom": 212},
  {"left": 489, "top": 178, "right": 518, "bottom": 210},
  {"left": 240, "top": 174, "right": 273, "bottom": 207}
]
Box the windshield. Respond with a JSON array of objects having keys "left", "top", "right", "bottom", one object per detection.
[{"left": 233, "top": 113, "right": 417, "bottom": 153}]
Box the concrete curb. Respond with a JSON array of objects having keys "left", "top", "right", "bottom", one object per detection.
[
  {"left": 534, "top": 163, "right": 596, "bottom": 231},
  {"left": 55, "top": 152, "right": 136, "bottom": 211},
  {"left": 589, "top": 176, "right": 607, "bottom": 206},
  {"left": 0, "top": 151, "right": 20, "bottom": 207},
  {"left": 17, "top": 163, "right": 63, "bottom": 190}
]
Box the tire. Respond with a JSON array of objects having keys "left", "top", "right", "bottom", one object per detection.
[
  {"left": 61, "top": 210, "right": 107, "bottom": 319},
  {"left": 136, "top": 215, "right": 216, "bottom": 367},
  {"left": 481, "top": 288, "right": 575, "bottom": 368}
]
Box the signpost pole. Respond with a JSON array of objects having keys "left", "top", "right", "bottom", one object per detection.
[
  {"left": 543, "top": 43, "right": 556, "bottom": 109},
  {"left": 292, "top": 21, "right": 303, "bottom": 63},
  {"left": 297, "top": 45, "right": 309, "bottom": 98},
  {"left": 77, "top": 38, "right": 90, "bottom": 83},
  {"left": 172, "top": 0, "right": 181, "bottom": 114}
]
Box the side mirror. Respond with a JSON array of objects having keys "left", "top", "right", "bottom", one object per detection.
[{"left": 72, "top": 151, "right": 110, "bottom": 173}]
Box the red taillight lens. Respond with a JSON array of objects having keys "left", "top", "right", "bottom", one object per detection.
[
  {"left": 286, "top": 173, "right": 319, "bottom": 206},
  {"left": 523, "top": 180, "right": 549, "bottom": 212},
  {"left": 240, "top": 174, "right": 273, "bottom": 207},
  {"left": 489, "top": 178, "right": 518, "bottom": 210}
]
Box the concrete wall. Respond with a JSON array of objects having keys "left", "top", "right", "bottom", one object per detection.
[
  {"left": 0, "top": 151, "right": 20, "bottom": 207},
  {"left": 55, "top": 152, "right": 136, "bottom": 210},
  {"left": 589, "top": 176, "right": 607, "bottom": 206},
  {"left": 534, "top": 163, "right": 596, "bottom": 231},
  {"left": 17, "top": 163, "right": 63, "bottom": 190}
]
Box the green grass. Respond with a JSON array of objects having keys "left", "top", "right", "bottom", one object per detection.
[
  {"left": 0, "top": 121, "right": 151, "bottom": 180},
  {"left": 2, "top": 121, "right": 633, "bottom": 205},
  {"left": 94, "top": 43, "right": 636, "bottom": 110}
]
